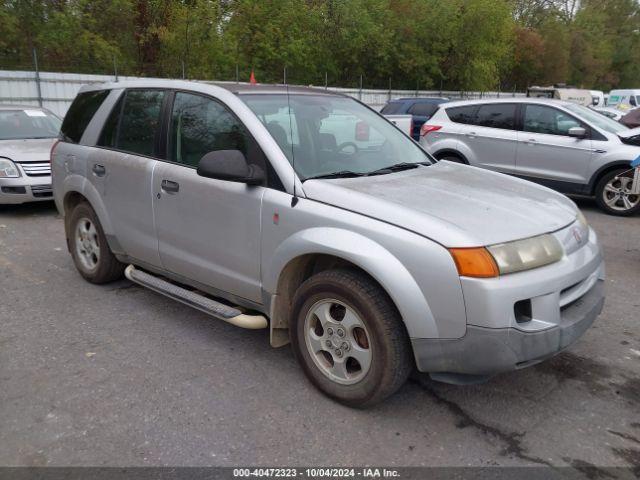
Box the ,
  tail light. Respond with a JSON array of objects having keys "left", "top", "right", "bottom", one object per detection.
[
  {"left": 50, "top": 139, "right": 60, "bottom": 162},
  {"left": 420, "top": 124, "right": 442, "bottom": 137},
  {"left": 409, "top": 118, "right": 414, "bottom": 137}
]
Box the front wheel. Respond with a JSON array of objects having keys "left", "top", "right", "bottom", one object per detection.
[
  {"left": 595, "top": 169, "right": 640, "bottom": 216},
  {"left": 290, "top": 269, "right": 413, "bottom": 408}
]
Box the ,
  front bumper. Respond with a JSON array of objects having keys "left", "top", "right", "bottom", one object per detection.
[
  {"left": 0, "top": 176, "right": 53, "bottom": 204},
  {"left": 413, "top": 279, "right": 604, "bottom": 375},
  {"left": 413, "top": 221, "right": 605, "bottom": 376}
]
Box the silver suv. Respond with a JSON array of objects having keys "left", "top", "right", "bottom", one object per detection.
[
  {"left": 52, "top": 81, "right": 605, "bottom": 406},
  {"left": 420, "top": 98, "right": 640, "bottom": 216}
]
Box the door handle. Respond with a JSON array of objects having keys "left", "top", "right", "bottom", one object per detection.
[
  {"left": 92, "top": 164, "right": 106, "bottom": 177},
  {"left": 466, "top": 131, "right": 477, "bottom": 138},
  {"left": 161, "top": 179, "right": 180, "bottom": 193}
]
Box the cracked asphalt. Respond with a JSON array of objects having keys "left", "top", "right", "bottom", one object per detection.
[{"left": 0, "top": 198, "right": 638, "bottom": 470}]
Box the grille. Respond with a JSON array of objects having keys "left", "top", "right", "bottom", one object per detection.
[
  {"left": 19, "top": 161, "right": 51, "bottom": 177},
  {"left": 31, "top": 184, "right": 53, "bottom": 198}
]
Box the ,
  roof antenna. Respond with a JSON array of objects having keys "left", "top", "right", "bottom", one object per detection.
[{"left": 286, "top": 81, "right": 299, "bottom": 207}]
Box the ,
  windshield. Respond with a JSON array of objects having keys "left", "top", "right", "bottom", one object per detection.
[
  {"left": 0, "top": 109, "right": 61, "bottom": 140},
  {"left": 240, "top": 94, "right": 431, "bottom": 180},
  {"left": 565, "top": 103, "right": 628, "bottom": 134}
]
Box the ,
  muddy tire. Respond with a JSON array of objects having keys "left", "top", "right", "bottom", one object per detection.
[
  {"left": 67, "top": 202, "right": 125, "bottom": 283},
  {"left": 290, "top": 269, "right": 413, "bottom": 408},
  {"left": 595, "top": 169, "right": 640, "bottom": 216}
]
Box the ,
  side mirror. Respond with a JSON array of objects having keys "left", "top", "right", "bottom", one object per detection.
[
  {"left": 196, "top": 150, "right": 264, "bottom": 185},
  {"left": 568, "top": 126, "right": 587, "bottom": 138}
]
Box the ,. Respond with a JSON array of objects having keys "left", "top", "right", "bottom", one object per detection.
[
  {"left": 0, "top": 105, "right": 61, "bottom": 204},
  {"left": 52, "top": 80, "right": 604, "bottom": 407}
]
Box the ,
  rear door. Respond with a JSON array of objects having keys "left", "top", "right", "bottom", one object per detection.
[
  {"left": 462, "top": 103, "right": 519, "bottom": 173},
  {"left": 95, "top": 88, "right": 166, "bottom": 267},
  {"left": 151, "top": 91, "right": 266, "bottom": 303},
  {"left": 515, "top": 104, "right": 593, "bottom": 187}
]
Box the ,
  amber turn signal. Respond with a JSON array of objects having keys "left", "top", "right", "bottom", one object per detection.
[{"left": 448, "top": 247, "right": 499, "bottom": 278}]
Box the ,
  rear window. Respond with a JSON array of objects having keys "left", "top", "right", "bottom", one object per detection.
[
  {"left": 475, "top": 104, "right": 517, "bottom": 130},
  {"left": 446, "top": 105, "right": 477, "bottom": 124},
  {"left": 60, "top": 90, "right": 109, "bottom": 143},
  {"left": 97, "top": 89, "right": 165, "bottom": 157},
  {"left": 380, "top": 102, "right": 404, "bottom": 114},
  {"left": 407, "top": 102, "right": 439, "bottom": 117}
]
